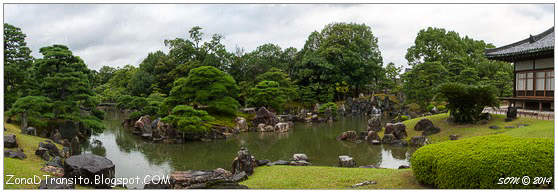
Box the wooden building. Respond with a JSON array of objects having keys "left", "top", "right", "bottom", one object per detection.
[{"left": 485, "top": 27, "right": 554, "bottom": 111}]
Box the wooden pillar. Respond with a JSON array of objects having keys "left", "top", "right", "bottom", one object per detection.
[{"left": 539, "top": 101, "right": 543, "bottom": 111}]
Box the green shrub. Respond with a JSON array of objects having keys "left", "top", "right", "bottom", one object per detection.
[
  {"left": 426, "top": 104, "right": 435, "bottom": 112},
  {"left": 436, "top": 105, "right": 447, "bottom": 112},
  {"left": 91, "top": 108, "right": 106, "bottom": 120},
  {"left": 410, "top": 135, "right": 553, "bottom": 189},
  {"left": 400, "top": 115, "right": 409, "bottom": 121},
  {"left": 406, "top": 103, "right": 421, "bottom": 113},
  {"left": 438, "top": 82, "right": 499, "bottom": 123},
  {"left": 318, "top": 102, "right": 338, "bottom": 118},
  {"left": 162, "top": 105, "right": 214, "bottom": 135}
]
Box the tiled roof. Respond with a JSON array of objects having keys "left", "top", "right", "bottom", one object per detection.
[{"left": 486, "top": 27, "right": 554, "bottom": 60}]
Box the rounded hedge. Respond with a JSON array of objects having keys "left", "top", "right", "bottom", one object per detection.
[{"left": 410, "top": 135, "right": 553, "bottom": 189}]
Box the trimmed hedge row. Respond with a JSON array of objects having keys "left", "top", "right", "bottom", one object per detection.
[{"left": 410, "top": 135, "right": 553, "bottom": 189}]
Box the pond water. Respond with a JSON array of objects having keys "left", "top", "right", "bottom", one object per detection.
[{"left": 83, "top": 108, "right": 414, "bottom": 189}]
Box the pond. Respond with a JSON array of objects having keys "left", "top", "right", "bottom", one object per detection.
[{"left": 83, "top": 108, "right": 414, "bottom": 189}]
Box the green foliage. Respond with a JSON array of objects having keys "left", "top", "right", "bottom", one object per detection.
[
  {"left": 436, "top": 105, "right": 447, "bottom": 112},
  {"left": 426, "top": 104, "right": 436, "bottom": 112},
  {"left": 406, "top": 103, "right": 422, "bottom": 113},
  {"left": 161, "top": 105, "right": 215, "bottom": 134},
  {"left": 410, "top": 135, "right": 554, "bottom": 189},
  {"left": 168, "top": 66, "right": 240, "bottom": 115},
  {"left": 318, "top": 102, "right": 338, "bottom": 118},
  {"left": 6, "top": 96, "right": 53, "bottom": 128},
  {"left": 294, "top": 22, "right": 384, "bottom": 102},
  {"left": 400, "top": 115, "right": 409, "bottom": 121},
  {"left": 402, "top": 61, "right": 448, "bottom": 107},
  {"left": 247, "top": 80, "right": 287, "bottom": 112},
  {"left": 91, "top": 108, "right": 105, "bottom": 120},
  {"left": 438, "top": 82, "right": 499, "bottom": 123},
  {"left": 4, "top": 23, "right": 34, "bottom": 109},
  {"left": 116, "top": 95, "right": 135, "bottom": 109}
]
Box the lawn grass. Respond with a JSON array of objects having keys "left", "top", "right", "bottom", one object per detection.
[
  {"left": 385, "top": 113, "right": 554, "bottom": 143},
  {"left": 3, "top": 122, "right": 93, "bottom": 189},
  {"left": 3, "top": 122, "right": 65, "bottom": 189},
  {"left": 240, "top": 165, "right": 426, "bottom": 189}
]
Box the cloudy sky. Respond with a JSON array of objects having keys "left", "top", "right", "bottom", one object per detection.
[{"left": 4, "top": 4, "right": 554, "bottom": 70}]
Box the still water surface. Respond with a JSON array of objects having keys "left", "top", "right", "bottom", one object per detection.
[{"left": 83, "top": 108, "right": 414, "bottom": 189}]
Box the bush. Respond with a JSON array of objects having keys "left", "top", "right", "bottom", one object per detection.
[
  {"left": 410, "top": 135, "right": 553, "bottom": 189},
  {"left": 426, "top": 104, "right": 435, "bottom": 112},
  {"left": 318, "top": 102, "right": 338, "bottom": 118},
  {"left": 91, "top": 108, "right": 105, "bottom": 120},
  {"left": 400, "top": 115, "right": 409, "bottom": 121},
  {"left": 438, "top": 82, "right": 499, "bottom": 123},
  {"left": 436, "top": 105, "right": 447, "bottom": 112},
  {"left": 162, "top": 105, "right": 214, "bottom": 135}
]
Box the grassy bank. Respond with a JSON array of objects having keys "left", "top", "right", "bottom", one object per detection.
[
  {"left": 394, "top": 113, "right": 554, "bottom": 143},
  {"left": 242, "top": 113, "right": 553, "bottom": 189},
  {"left": 3, "top": 122, "right": 64, "bottom": 189},
  {"left": 240, "top": 165, "right": 425, "bottom": 189}
]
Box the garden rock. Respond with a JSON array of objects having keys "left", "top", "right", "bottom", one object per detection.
[
  {"left": 381, "top": 134, "right": 396, "bottom": 144},
  {"left": 255, "top": 159, "right": 270, "bottom": 166},
  {"left": 505, "top": 126, "right": 515, "bottom": 129},
  {"left": 63, "top": 153, "right": 115, "bottom": 188},
  {"left": 391, "top": 139, "right": 409, "bottom": 147},
  {"left": 292, "top": 153, "right": 308, "bottom": 161},
  {"left": 4, "top": 149, "right": 26, "bottom": 159},
  {"left": 398, "top": 165, "right": 410, "bottom": 169},
  {"left": 367, "top": 116, "right": 382, "bottom": 131},
  {"left": 351, "top": 180, "right": 377, "bottom": 188},
  {"left": 384, "top": 122, "right": 407, "bottom": 139},
  {"left": 47, "top": 156, "right": 63, "bottom": 168},
  {"left": 267, "top": 160, "right": 290, "bottom": 166},
  {"left": 449, "top": 135, "right": 459, "bottom": 140},
  {"left": 414, "top": 118, "right": 440, "bottom": 136},
  {"left": 505, "top": 106, "right": 517, "bottom": 122},
  {"left": 289, "top": 160, "right": 312, "bottom": 166},
  {"left": 230, "top": 171, "right": 248, "bottom": 182},
  {"left": 170, "top": 168, "right": 235, "bottom": 189},
  {"left": 4, "top": 134, "right": 18, "bottom": 148},
  {"left": 36, "top": 140, "right": 61, "bottom": 158},
  {"left": 338, "top": 155, "right": 356, "bottom": 167},
  {"left": 23, "top": 127, "right": 37, "bottom": 136},
  {"left": 38, "top": 178, "right": 75, "bottom": 189},
  {"left": 253, "top": 107, "right": 279, "bottom": 126},
  {"left": 70, "top": 136, "right": 81, "bottom": 156},
  {"left": 365, "top": 130, "right": 381, "bottom": 143},
  {"left": 41, "top": 166, "right": 64, "bottom": 177},
  {"left": 231, "top": 147, "right": 256, "bottom": 175},
  {"left": 489, "top": 125, "right": 500, "bottom": 129},
  {"left": 274, "top": 122, "right": 291, "bottom": 133},
  {"left": 409, "top": 136, "right": 428, "bottom": 147},
  {"left": 234, "top": 117, "right": 249, "bottom": 132},
  {"left": 51, "top": 129, "right": 63, "bottom": 144},
  {"left": 336, "top": 130, "right": 359, "bottom": 142}
]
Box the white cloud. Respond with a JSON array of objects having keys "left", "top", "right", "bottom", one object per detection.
[{"left": 4, "top": 4, "right": 554, "bottom": 70}]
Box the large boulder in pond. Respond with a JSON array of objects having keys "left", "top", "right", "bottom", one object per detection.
[
  {"left": 506, "top": 106, "right": 517, "bottom": 122},
  {"left": 367, "top": 116, "right": 382, "bottom": 131},
  {"left": 336, "top": 130, "right": 359, "bottom": 142},
  {"left": 384, "top": 122, "right": 407, "bottom": 139},
  {"left": 414, "top": 118, "right": 440, "bottom": 136},
  {"left": 365, "top": 130, "right": 381, "bottom": 144},
  {"left": 63, "top": 153, "right": 115, "bottom": 189},
  {"left": 4, "top": 134, "right": 18, "bottom": 148},
  {"left": 292, "top": 153, "right": 308, "bottom": 161},
  {"left": 253, "top": 107, "right": 279, "bottom": 126},
  {"left": 381, "top": 134, "right": 396, "bottom": 144},
  {"left": 338, "top": 155, "right": 356, "bottom": 167},
  {"left": 234, "top": 117, "right": 249, "bottom": 132},
  {"left": 231, "top": 147, "right": 256, "bottom": 176},
  {"left": 274, "top": 122, "right": 292, "bottom": 133}
]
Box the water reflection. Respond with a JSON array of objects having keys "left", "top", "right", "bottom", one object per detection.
[{"left": 84, "top": 108, "right": 414, "bottom": 189}]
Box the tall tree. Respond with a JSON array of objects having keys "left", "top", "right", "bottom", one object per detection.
[
  {"left": 34, "top": 44, "right": 104, "bottom": 132},
  {"left": 294, "top": 22, "right": 384, "bottom": 102},
  {"left": 4, "top": 23, "right": 33, "bottom": 109}
]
